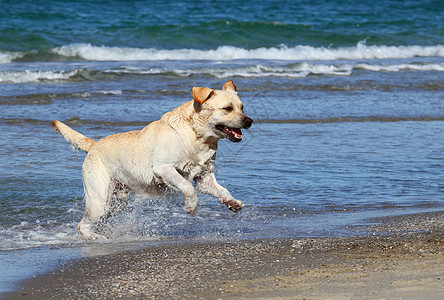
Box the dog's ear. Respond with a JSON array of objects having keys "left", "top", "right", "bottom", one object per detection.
[
  {"left": 222, "top": 80, "right": 237, "bottom": 92},
  {"left": 192, "top": 87, "right": 213, "bottom": 104}
]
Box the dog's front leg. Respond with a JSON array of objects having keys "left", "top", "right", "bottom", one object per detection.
[
  {"left": 153, "top": 165, "right": 198, "bottom": 214},
  {"left": 195, "top": 172, "right": 243, "bottom": 212}
]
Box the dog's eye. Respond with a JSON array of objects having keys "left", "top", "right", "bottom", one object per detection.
[{"left": 223, "top": 106, "right": 233, "bottom": 112}]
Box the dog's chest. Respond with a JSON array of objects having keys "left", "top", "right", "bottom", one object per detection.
[{"left": 180, "top": 150, "right": 215, "bottom": 180}]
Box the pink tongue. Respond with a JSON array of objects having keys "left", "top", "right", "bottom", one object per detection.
[
  {"left": 228, "top": 127, "right": 242, "bottom": 138},
  {"left": 231, "top": 128, "right": 242, "bottom": 135}
]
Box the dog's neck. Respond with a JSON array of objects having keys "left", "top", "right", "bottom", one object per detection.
[{"left": 161, "top": 101, "right": 220, "bottom": 148}]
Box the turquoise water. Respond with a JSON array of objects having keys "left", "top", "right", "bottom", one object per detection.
[
  {"left": 1, "top": 0, "right": 444, "bottom": 293},
  {"left": 2, "top": 0, "right": 444, "bottom": 52}
]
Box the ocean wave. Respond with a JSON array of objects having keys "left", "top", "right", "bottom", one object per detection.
[
  {"left": 120, "top": 63, "right": 354, "bottom": 78},
  {"left": 355, "top": 63, "right": 444, "bottom": 72},
  {"left": 1, "top": 60, "right": 443, "bottom": 84},
  {"left": 0, "top": 51, "right": 25, "bottom": 64},
  {"left": 0, "top": 69, "right": 81, "bottom": 83},
  {"left": 51, "top": 42, "right": 444, "bottom": 61},
  {"left": 2, "top": 42, "right": 444, "bottom": 64},
  {"left": 0, "top": 220, "right": 80, "bottom": 251},
  {"left": 149, "top": 62, "right": 444, "bottom": 78}
]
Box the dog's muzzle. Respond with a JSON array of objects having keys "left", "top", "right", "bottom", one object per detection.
[
  {"left": 215, "top": 116, "right": 253, "bottom": 143},
  {"left": 216, "top": 125, "right": 242, "bottom": 142}
]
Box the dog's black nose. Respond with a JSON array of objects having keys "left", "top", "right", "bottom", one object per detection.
[{"left": 243, "top": 116, "right": 253, "bottom": 129}]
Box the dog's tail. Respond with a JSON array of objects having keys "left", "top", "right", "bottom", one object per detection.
[{"left": 51, "top": 120, "right": 96, "bottom": 152}]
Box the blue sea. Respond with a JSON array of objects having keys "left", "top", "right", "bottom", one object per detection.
[{"left": 1, "top": 0, "right": 444, "bottom": 293}]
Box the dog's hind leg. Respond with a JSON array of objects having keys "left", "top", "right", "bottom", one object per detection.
[{"left": 77, "top": 155, "right": 113, "bottom": 239}]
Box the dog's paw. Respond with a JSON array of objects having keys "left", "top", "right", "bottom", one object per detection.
[
  {"left": 221, "top": 198, "right": 243, "bottom": 212},
  {"left": 183, "top": 196, "right": 198, "bottom": 215},
  {"left": 184, "top": 204, "right": 197, "bottom": 215}
]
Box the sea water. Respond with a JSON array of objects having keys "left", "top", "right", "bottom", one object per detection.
[{"left": 1, "top": 0, "right": 443, "bottom": 293}]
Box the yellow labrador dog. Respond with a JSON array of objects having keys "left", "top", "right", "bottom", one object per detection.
[{"left": 52, "top": 80, "right": 253, "bottom": 239}]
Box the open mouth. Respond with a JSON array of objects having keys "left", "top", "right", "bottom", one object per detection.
[{"left": 215, "top": 125, "right": 243, "bottom": 142}]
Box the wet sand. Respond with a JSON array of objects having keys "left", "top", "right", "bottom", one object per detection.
[{"left": 4, "top": 211, "right": 444, "bottom": 299}]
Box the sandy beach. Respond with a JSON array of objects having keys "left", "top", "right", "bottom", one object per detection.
[{"left": 3, "top": 211, "right": 444, "bottom": 299}]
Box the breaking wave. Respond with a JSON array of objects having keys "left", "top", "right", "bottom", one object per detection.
[
  {"left": 1, "top": 61, "right": 443, "bottom": 84},
  {"left": 1, "top": 42, "right": 444, "bottom": 64},
  {"left": 52, "top": 42, "right": 444, "bottom": 61},
  {"left": 0, "top": 69, "right": 82, "bottom": 83},
  {"left": 0, "top": 51, "right": 24, "bottom": 64}
]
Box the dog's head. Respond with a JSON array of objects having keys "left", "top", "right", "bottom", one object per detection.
[{"left": 192, "top": 80, "right": 253, "bottom": 143}]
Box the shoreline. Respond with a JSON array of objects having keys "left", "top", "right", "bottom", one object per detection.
[{"left": 4, "top": 211, "right": 444, "bottom": 299}]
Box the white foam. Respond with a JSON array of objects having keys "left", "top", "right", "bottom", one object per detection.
[
  {"left": 0, "top": 220, "right": 80, "bottom": 251},
  {"left": 0, "top": 51, "right": 24, "bottom": 63},
  {"left": 52, "top": 42, "right": 444, "bottom": 61},
  {"left": 165, "top": 63, "right": 353, "bottom": 78},
  {"left": 109, "top": 61, "right": 443, "bottom": 78},
  {"left": 95, "top": 90, "right": 123, "bottom": 95},
  {"left": 2, "top": 60, "right": 443, "bottom": 84},
  {"left": 356, "top": 62, "right": 444, "bottom": 72},
  {"left": 0, "top": 69, "right": 79, "bottom": 83}
]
